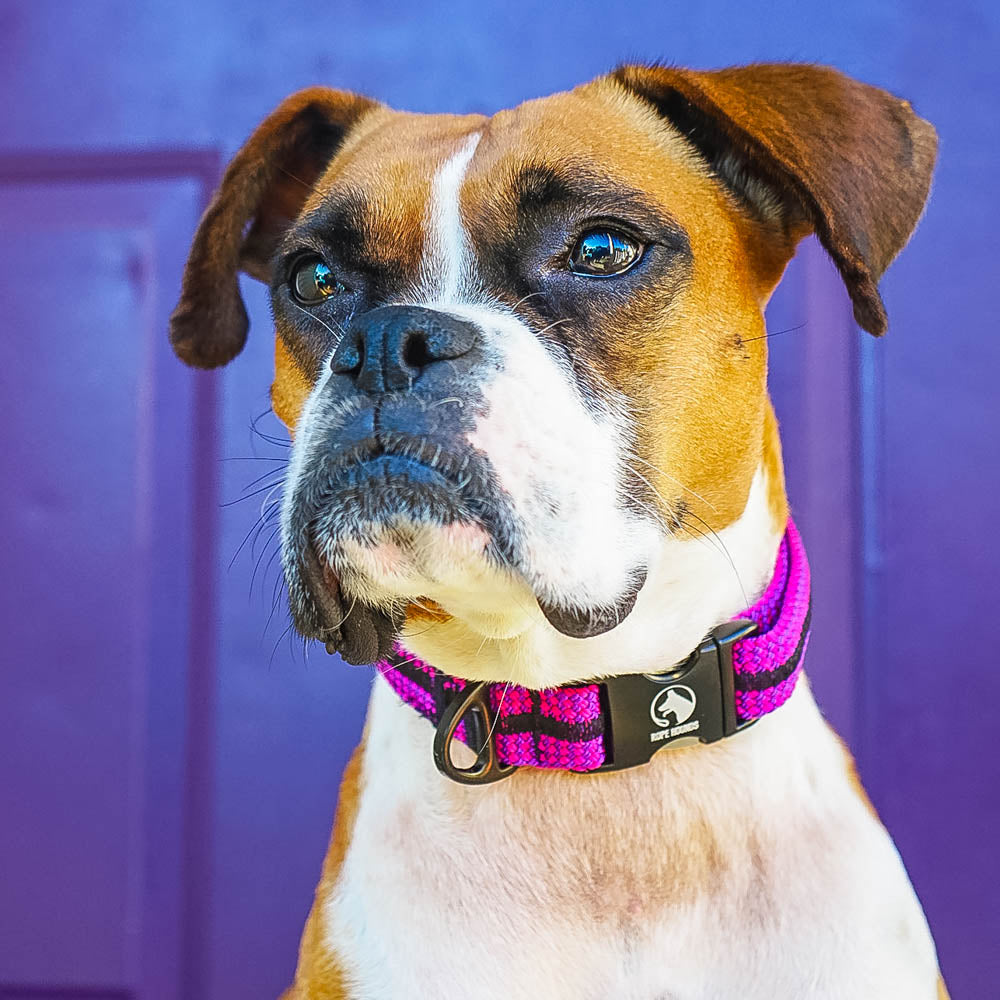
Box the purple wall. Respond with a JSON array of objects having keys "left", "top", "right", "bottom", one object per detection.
[{"left": 1, "top": 3, "right": 997, "bottom": 997}]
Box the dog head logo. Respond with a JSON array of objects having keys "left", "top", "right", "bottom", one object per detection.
[{"left": 650, "top": 685, "right": 697, "bottom": 729}]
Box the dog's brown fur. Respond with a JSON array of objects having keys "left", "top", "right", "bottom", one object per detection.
[
  {"left": 280, "top": 743, "right": 365, "bottom": 999},
  {"left": 171, "top": 64, "right": 939, "bottom": 998}
]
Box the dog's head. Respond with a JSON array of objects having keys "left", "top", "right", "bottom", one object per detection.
[{"left": 171, "top": 65, "right": 935, "bottom": 676}]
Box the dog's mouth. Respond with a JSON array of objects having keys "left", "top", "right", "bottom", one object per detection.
[
  {"left": 295, "top": 541, "right": 404, "bottom": 665},
  {"left": 285, "top": 436, "right": 502, "bottom": 659},
  {"left": 284, "top": 436, "right": 649, "bottom": 660},
  {"left": 322, "top": 434, "right": 476, "bottom": 494},
  {"left": 302, "top": 435, "right": 507, "bottom": 559}
]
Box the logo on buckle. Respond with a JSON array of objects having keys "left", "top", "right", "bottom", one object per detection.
[{"left": 649, "top": 684, "right": 700, "bottom": 742}]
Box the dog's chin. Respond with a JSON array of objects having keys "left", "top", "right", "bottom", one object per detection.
[
  {"left": 333, "top": 520, "right": 495, "bottom": 597},
  {"left": 323, "top": 520, "right": 649, "bottom": 646},
  {"left": 287, "top": 458, "right": 652, "bottom": 658},
  {"left": 295, "top": 518, "right": 651, "bottom": 653}
]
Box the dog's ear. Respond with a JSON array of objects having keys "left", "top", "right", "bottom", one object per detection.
[
  {"left": 170, "top": 87, "right": 377, "bottom": 368},
  {"left": 611, "top": 63, "right": 937, "bottom": 335}
]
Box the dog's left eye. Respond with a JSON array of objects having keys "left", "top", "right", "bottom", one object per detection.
[
  {"left": 290, "top": 256, "right": 347, "bottom": 304},
  {"left": 569, "top": 230, "right": 643, "bottom": 277}
]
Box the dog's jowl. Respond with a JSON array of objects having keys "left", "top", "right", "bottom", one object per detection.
[{"left": 171, "top": 64, "right": 945, "bottom": 999}]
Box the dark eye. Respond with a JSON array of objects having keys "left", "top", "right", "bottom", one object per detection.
[
  {"left": 569, "top": 230, "right": 643, "bottom": 277},
  {"left": 290, "top": 256, "right": 347, "bottom": 304}
]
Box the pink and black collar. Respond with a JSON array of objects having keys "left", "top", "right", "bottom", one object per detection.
[{"left": 376, "top": 520, "right": 811, "bottom": 785}]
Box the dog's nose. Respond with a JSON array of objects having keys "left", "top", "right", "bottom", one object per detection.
[{"left": 330, "top": 305, "right": 479, "bottom": 394}]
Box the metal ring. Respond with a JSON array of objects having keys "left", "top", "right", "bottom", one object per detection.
[{"left": 432, "top": 682, "right": 518, "bottom": 785}]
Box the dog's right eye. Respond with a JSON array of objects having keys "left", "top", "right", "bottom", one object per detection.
[
  {"left": 290, "top": 256, "right": 347, "bottom": 304},
  {"left": 569, "top": 230, "right": 643, "bottom": 277}
]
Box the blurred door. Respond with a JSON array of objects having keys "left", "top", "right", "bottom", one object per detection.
[
  {"left": 0, "top": 3, "right": 997, "bottom": 997},
  {"left": 0, "top": 157, "right": 217, "bottom": 1000},
  {"left": 0, "top": 163, "right": 860, "bottom": 1000}
]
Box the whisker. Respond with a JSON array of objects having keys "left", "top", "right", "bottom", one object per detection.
[
  {"left": 269, "top": 621, "right": 295, "bottom": 668},
  {"left": 240, "top": 464, "right": 289, "bottom": 494},
  {"left": 228, "top": 504, "right": 281, "bottom": 570},
  {"left": 741, "top": 321, "right": 807, "bottom": 344},
  {"left": 627, "top": 452, "right": 718, "bottom": 513},
  {"left": 290, "top": 300, "right": 348, "bottom": 341},
  {"left": 250, "top": 408, "right": 292, "bottom": 449},
  {"left": 249, "top": 525, "right": 282, "bottom": 597},
  {"left": 534, "top": 317, "right": 572, "bottom": 338},
  {"left": 618, "top": 485, "right": 673, "bottom": 535},
  {"left": 510, "top": 290, "right": 546, "bottom": 312},
  {"left": 263, "top": 573, "right": 287, "bottom": 638},
  {"left": 477, "top": 680, "right": 512, "bottom": 760},
  {"left": 277, "top": 165, "right": 313, "bottom": 192},
  {"left": 625, "top": 462, "right": 747, "bottom": 605},
  {"left": 220, "top": 479, "right": 286, "bottom": 507},
  {"left": 396, "top": 621, "right": 442, "bottom": 641},
  {"left": 426, "top": 396, "right": 464, "bottom": 410},
  {"left": 249, "top": 506, "right": 282, "bottom": 558},
  {"left": 316, "top": 595, "right": 358, "bottom": 637},
  {"left": 474, "top": 631, "right": 494, "bottom": 659},
  {"left": 259, "top": 481, "right": 287, "bottom": 519},
  {"left": 680, "top": 507, "right": 750, "bottom": 609}
]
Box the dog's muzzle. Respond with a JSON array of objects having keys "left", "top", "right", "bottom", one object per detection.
[
  {"left": 284, "top": 305, "right": 508, "bottom": 662},
  {"left": 319, "top": 303, "right": 494, "bottom": 523}
]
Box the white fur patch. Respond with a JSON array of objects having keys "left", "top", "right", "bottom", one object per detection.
[
  {"left": 461, "top": 304, "right": 656, "bottom": 611},
  {"left": 420, "top": 132, "right": 481, "bottom": 303},
  {"left": 325, "top": 674, "right": 939, "bottom": 999}
]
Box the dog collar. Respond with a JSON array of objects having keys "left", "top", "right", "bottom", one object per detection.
[{"left": 376, "top": 520, "right": 810, "bottom": 785}]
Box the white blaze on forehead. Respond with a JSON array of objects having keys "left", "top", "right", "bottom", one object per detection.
[{"left": 421, "top": 132, "right": 481, "bottom": 303}]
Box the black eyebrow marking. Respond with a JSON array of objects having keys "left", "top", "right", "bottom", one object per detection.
[
  {"left": 509, "top": 162, "right": 691, "bottom": 253},
  {"left": 513, "top": 164, "right": 579, "bottom": 209},
  {"left": 274, "top": 190, "right": 369, "bottom": 275}
]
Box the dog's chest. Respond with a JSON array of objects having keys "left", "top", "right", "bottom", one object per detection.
[{"left": 322, "top": 680, "right": 937, "bottom": 1000}]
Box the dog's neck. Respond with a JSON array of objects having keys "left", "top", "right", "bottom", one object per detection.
[{"left": 399, "top": 406, "right": 789, "bottom": 690}]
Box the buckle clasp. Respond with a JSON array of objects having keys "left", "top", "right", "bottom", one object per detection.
[
  {"left": 433, "top": 681, "right": 518, "bottom": 785},
  {"left": 596, "top": 618, "right": 758, "bottom": 772}
]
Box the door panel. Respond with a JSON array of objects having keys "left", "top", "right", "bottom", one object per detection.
[{"left": 0, "top": 170, "right": 213, "bottom": 1000}]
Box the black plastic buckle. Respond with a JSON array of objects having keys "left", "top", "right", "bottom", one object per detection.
[
  {"left": 595, "top": 618, "right": 758, "bottom": 772},
  {"left": 432, "top": 681, "right": 519, "bottom": 785}
]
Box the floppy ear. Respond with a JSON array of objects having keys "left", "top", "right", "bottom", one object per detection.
[
  {"left": 611, "top": 63, "right": 937, "bottom": 335},
  {"left": 169, "top": 87, "right": 377, "bottom": 368}
]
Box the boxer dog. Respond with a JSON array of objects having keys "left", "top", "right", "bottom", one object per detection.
[{"left": 170, "top": 63, "right": 945, "bottom": 998}]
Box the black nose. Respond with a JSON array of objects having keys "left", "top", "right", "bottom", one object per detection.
[{"left": 330, "top": 305, "right": 479, "bottom": 394}]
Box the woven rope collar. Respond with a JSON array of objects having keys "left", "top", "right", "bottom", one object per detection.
[{"left": 376, "top": 520, "right": 811, "bottom": 783}]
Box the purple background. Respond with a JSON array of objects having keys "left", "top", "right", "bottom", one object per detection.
[{"left": 1, "top": 3, "right": 997, "bottom": 997}]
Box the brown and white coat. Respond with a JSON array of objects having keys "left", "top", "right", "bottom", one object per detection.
[{"left": 172, "top": 64, "right": 945, "bottom": 999}]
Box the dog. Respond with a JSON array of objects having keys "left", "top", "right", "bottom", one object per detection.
[{"left": 170, "top": 62, "right": 945, "bottom": 999}]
